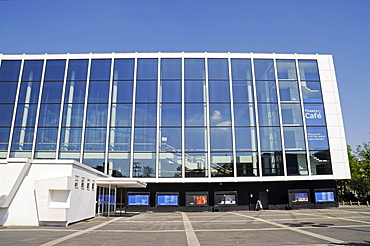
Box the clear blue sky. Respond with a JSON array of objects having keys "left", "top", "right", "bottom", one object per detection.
[{"left": 0, "top": 0, "right": 369, "bottom": 147}]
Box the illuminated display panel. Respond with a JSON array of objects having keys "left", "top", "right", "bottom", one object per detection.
[
  {"left": 156, "top": 194, "right": 179, "bottom": 206},
  {"left": 186, "top": 192, "right": 208, "bottom": 206},
  {"left": 127, "top": 194, "right": 149, "bottom": 206},
  {"left": 315, "top": 190, "right": 335, "bottom": 202}
]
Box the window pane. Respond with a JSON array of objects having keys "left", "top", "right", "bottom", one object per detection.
[
  {"left": 185, "top": 80, "right": 205, "bottom": 102},
  {"left": 109, "top": 127, "right": 131, "bottom": 151},
  {"left": 301, "top": 81, "right": 323, "bottom": 103},
  {"left": 35, "top": 128, "right": 58, "bottom": 150},
  {"left": 0, "top": 82, "right": 17, "bottom": 103},
  {"left": 86, "top": 104, "right": 108, "bottom": 127},
  {"left": 0, "top": 127, "right": 10, "bottom": 150},
  {"left": 160, "top": 128, "right": 181, "bottom": 152},
  {"left": 254, "top": 59, "right": 275, "bottom": 80},
  {"left": 161, "top": 103, "right": 181, "bottom": 127},
  {"left": 304, "top": 104, "right": 326, "bottom": 126},
  {"left": 0, "top": 60, "right": 21, "bottom": 81},
  {"left": 159, "top": 152, "right": 182, "bottom": 178},
  {"left": 22, "top": 60, "right": 43, "bottom": 81},
  {"left": 112, "top": 81, "right": 133, "bottom": 103},
  {"left": 256, "top": 81, "right": 277, "bottom": 102},
  {"left": 211, "top": 152, "right": 233, "bottom": 177},
  {"left": 298, "top": 60, "right": 320, "bottom": 80},
  {"left": 210, "top": 127, "right": 232, "bottom": 151},
  {"left": 137, "top": 59, "right": 158, "bottom": 80},
  {"left": 67, "top": 60, "right": 88, "bottom": 81},
  {"left": 90, "top": 59, "right": 111, "bottom": 80},
  {"left": 84, "top": 128, "right": 106, "bottom": 151},
  {"left": 209, "top": 81, "right": 230, "bottom": 102},
  {"left": 11, "top": 127, "right": 34, "bottom": 151},
  {"left": 161, "top": 80, "right": 181, "bottom": 102},
  {"left": 279, "top": 81, "right": 300, "bottom": 102},
  {"left": 276, "top": 60, "right": 297, "bottom": 80},
  {"left": 232, "top": 81, "right": 254, "bottom": 102},
  {"left": 231, "top": 59, "right": 252, "bottom": 80},
  {"left": 62, "top": 103, "right": 84, "bottom": 127},
  {"left": 38, "top": 104, "right": 61, "bottom": 127},
  {"left": 88, "top": 81, "right": 109, "bottom": 103},
  {"left": 110, "top": 104, "right": 132, "bottom": 127},
  {"left": 136, "top": 81, "right": 157, "bottom": 103},
  {"left": 209, "top": 103, "right": 231, "bottom": 127},
  {"left": 283, "top": 127, "right": 306, "bottom": 150},
  {"left": 236, "top": 152, "right": 258, "bottom": 176},
  {"left": 306, "top": 127, "right": 329, "bottom": 150},
  {"left": 161, "top": 59, "right": 181, "bottom": 79},
  {"left": 44, "top": 60, "right": 66, "bottom": 81},
  {"left": 133, "top": 152, "right": 156, "bottom": 177},
  {"left": 60, "top": 127, "right": 82, "bottom": 151},
  {"left": 208, "top": 58, "right": 228, "bottom": 80},
  {"left": 234, "top": 103, "right": 255, "bottom": 126},
  {"left": 185, "top": 103, "right": 206, "bottom": 126},
  {"left": 185, "top": 152, "right": 207, "bottom": 177},
  {"left": 109, "top": 152, "right": 130, "bottom": 177},
  {"left": 113, "top": 59, "right": 134, "bottom": 80},
  {"left": 185, "top": 127, "right": 206, "bottom": 151},
  {"left": 15, "top": 104, "right": 38, "bottom": 127},
  {"left": 310, "top": 150, "right": 332, "bottom": 175},
  {"left": 259, "top": 127, "right": 282, "bottom": 151},
  {"left": 19, "top": 81, "right": 40, "bottom": 103},
  {"left": 261, "top": 151, "right": 284, "bottom": 176},
  {"left": 185, "top": 59, "right": 205, "bottom": 79},
  {"left": 281, "top": 104, "right": 303, "bottom": 126},
  {"left": 258, "top": 103, "right": 280, "bottom": 126},
  {"left": 286, "top": 151, "right": 308, "bottom": 176},
  {"left": 41, "top": 81, "right": 63, "bottom": 103},
  {"left": 235, "top": 127, "right": 257, "bottom": 151},
  {"left": 0, "top": 104, "right": 14, "bottom": 126},
  {"left": 134, "top": 127, "right": 156, "bottom": 151},
  {"left": 64, "top": 81, "right": 86, "bottom": 103},
  {"left": 83, "top": 152, "right": 105, "bottom": 170},
  {"left": 134, "top": 104, "right": 157, "bottom": 127}
]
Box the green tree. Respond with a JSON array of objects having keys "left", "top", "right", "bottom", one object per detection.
[{"left": 337, "top": 142, "right": 370, "bottom": 202}]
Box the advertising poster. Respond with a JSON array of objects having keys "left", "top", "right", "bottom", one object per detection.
[
  {"left": 128, "top": 194, "right": 149, "bottom": 205},
  {"left": 304, "top": 104, "right": 326, "bottom": 126},
  {"left": 157, "top": 194, "right": 179, "bottom": 206}
]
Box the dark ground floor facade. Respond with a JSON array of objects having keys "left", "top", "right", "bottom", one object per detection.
[{"left": 109, "top": 180, "right": 338, "bottom": 212}]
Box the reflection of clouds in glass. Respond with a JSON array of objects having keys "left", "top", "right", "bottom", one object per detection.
[
  {"left": 186, "top": 113, "right": 204, "bottom": 125},
  {"left": 211, "top": 110, "right": 222, "bottom": 121},
  {"left": 216, "top": 121, "right": 231, "bottom": 127}
]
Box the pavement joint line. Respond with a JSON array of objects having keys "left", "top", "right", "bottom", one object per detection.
[
  {"left": 286, "top": 211, "right": 370, "bottom": 225},
  {"left": 230, "top": 212, "right": 346, "bottom": 244},
  {"left": 181, "top": 212, "right": 201, "bottom": 246},
  {"left": 39, "top": 217, "right": 121, "bottom": 246}
]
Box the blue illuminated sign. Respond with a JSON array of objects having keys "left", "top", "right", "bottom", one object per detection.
[
  {"left": 315, "top": 191, "right": 335, "bottom": 202},
  {"left": 128, "top": 194, "right": 149, "bottom": 205},
  {"left": 157, "top": 194, "right": 179, "bottom": 206}
]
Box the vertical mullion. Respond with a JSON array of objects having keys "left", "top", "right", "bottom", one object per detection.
[
  {"left": 181, "top": 54, "right": 185, "bottom": 179},
  {"left": 228, "top": 55, "right": 237, "bottom": 178},
  {"left": 273, "top": 56, "right": 287, "bottom": 177},
  {"left": 129, "top": 57, "right": 138, "bottom": 178},
  {"left": 205, "top": 56, "right": 211, "bottom": 178},
  {"left": 7, "top": 58, "right": 25, "bottom": 158},
  {"left": 56, "top": 58, "right": 69, "bottom": 159},
  {"left": 80, "top": 57, "right": 92, "bottom": 162},
  {"left": 156, "top": 57, "right": 161, "bottom": 178},
  {"left": 104, "top": 56, "right": 115, "bottom": 175},
  {"left": 31, "top": 56, "right": 47, "bottom": 158},
  {"left": 250, "top": 55, "right": 262, "bottom": 178},
  {"left": 295, "top": 55, "right": 311, "bottom": 176}
]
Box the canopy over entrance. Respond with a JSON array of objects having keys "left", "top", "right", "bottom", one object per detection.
[{"left": 97, "top": 177, "right": 147, "bottom": 188}]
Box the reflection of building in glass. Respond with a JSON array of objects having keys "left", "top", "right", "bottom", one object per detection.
[{"left": 0, "top": 52, "right": 350, "bottom": 221}]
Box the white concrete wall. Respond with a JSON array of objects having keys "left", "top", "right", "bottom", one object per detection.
[
  {"left": 318, "top": 55, "right": 350, "bottom": 179},
  {"left": 0, "top": 159, "right": 106, "bottom": 226}
]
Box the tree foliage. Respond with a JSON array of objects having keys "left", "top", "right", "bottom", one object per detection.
[{"left": 337, "top": 142, "right": 370, "bottom": 202}]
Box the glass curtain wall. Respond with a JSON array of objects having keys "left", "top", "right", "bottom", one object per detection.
[{"left": 0, "top": 55, "right": 333, "bottom": 178}]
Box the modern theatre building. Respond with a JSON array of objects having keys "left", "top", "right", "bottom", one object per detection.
[{"left": 0, "top": 52, "right": 349, "bottom": 225}]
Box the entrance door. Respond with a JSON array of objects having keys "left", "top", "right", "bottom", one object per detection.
[{"left": 258, "top": 192, "right": 269, "bottom": 209}]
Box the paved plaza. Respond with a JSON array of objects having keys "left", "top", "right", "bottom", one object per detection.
[{"left": 1, "top": 206, "right": 370, "bottom": 246}]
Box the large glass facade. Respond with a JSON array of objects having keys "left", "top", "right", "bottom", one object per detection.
[{"left": 0, "top": 54, "right": 333, "bottom": 178}]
